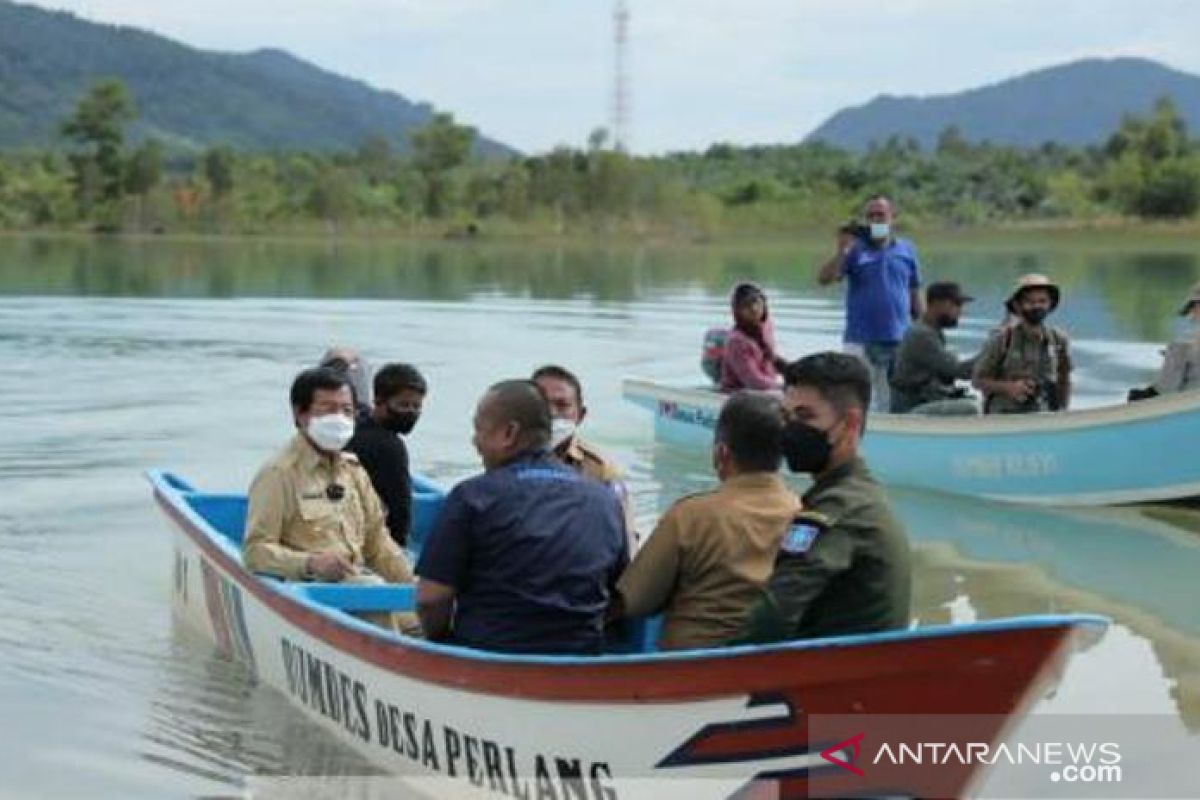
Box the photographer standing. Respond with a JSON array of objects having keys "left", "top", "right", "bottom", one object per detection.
[
  {"left": 972, "top": 274, "right": 1073, "bottom": 414},
  {"left": 817, "top": 195, "right": 923, "bottom": 411}
]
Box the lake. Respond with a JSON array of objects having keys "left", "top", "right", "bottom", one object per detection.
[{"left": 0, "top": 233, "right": 1197, "bottom": 798}]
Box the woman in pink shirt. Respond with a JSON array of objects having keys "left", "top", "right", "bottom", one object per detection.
[{"left": 720, "top": 282, "right": 787, "bottom": 391}]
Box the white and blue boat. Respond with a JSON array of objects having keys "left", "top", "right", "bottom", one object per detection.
[
  {"left": 150, "top": 469, "right": 1105, "bottom": 799},
  {"left": 624, "top": 378, "right": 1200, "bottom": 506}
]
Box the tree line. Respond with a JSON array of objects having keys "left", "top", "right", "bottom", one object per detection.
[{"left": 0, "top": 79, "right": 1198, "bottom": 236}]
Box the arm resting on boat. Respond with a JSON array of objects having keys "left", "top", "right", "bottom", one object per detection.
[{"left": 416, "top": 579, "right": 456, "bottom": 640}]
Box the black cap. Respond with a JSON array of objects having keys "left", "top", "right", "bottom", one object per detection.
[{"left": 926, "top": 282, "right": 974, "bottom": 305}]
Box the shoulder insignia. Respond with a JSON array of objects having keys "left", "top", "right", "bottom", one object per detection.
[{"left": 779, "top": 511, "right": 830, "bottom": 556}]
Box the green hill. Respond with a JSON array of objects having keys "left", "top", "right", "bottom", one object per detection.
[
  {"left": 806, "top": 57, "right": 1200, "bottom": 151},
  {"left": 0, "top": 0, "right": 515, "bottom": 155}
]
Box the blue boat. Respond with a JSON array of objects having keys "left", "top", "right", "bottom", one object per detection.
[{"left": 623, "top": 378, "right": 1200, "bottom": 506}]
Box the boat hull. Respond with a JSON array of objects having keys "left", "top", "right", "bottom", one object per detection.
[
  {"left": 152, "top": 471, "right": 1105, "bottom": 798},
  {"left": 625, "top": 378, "right": 1200, "bottom": 506}
]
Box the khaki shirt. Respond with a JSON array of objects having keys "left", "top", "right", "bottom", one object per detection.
[
  {"left": 243, "top": 433, "right": 414, "bottom": 583},
  {"left": 973, "top": 323, "right": 1072, "bottom": 413},
  {"left": 617, "top": 473, "right": 801, "bottom": 650},
  {"left": 557, "top": 435, "right": 640, "bottom": 548}
]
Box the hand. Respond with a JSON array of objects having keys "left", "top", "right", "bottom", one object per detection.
[
  {"left": 306, "top": 552, "right": 354, "bottom": 582},
  {"left": 836, "top": 231, "right": 854, "bottom": 254},
  {"left": 1005, "top": 378, "right": 1036, "bottom": 402}
]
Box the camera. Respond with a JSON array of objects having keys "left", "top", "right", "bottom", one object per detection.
[{"left": 838, "top": 219, "right": 870, "bottom": 241}]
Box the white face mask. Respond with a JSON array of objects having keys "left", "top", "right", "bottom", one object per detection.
[
  {"left": 869, "top": 222, "right": 891, "bottom": 241},
  {"left": 550, "top": 417, "right": 577, "bottom": 449},
  {"left": 307, "top": 413, "right": 355, "bottom": 452}
]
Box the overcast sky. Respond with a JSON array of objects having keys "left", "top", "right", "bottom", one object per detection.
[{"left": 24, "top": 0, "right": 1200, "bottom": 154}]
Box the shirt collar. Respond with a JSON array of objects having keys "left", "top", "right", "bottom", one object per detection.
[
  {"left": 720, "top": 472, "right": 789, "bottom": 492},
  {"left": 497, "top": 447, "right": 555, "bottom": 470},
  {"left": 289, "top": 430, "right": 342, "bottom": 474},
  {"left": 805, "top": 456, "right": 865, "bottom": 501},
  {"left": 557, "top": 435, "right": 585, "bottom": 466}
]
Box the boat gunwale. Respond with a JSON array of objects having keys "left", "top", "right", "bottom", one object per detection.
[
  {"left": 622, "top": 377, "right": 1200, "bottom": 437},
  {"left": 150, "top": 469, "right": 1106, "bottom": 702}
]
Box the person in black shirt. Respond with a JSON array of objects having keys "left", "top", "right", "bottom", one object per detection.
[{"left": 345, "top": 363, "right": 427, "bottom": 546}]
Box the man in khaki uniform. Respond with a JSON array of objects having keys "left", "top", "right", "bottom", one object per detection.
[
  {"left": 532, "top": 364, "right": 638, "bottom": 548},
  {"left": 973, "top": 274, "right": 1072, "bottom": 413},
  {"left": 613, "top": 392, "right": 800, "bottom": 650},
  {"left": 244, "top": 367, "right": 417, "bottom": 632}
]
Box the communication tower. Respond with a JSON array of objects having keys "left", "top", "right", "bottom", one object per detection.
[{"left": 612, "top": 0, "right": 631, "bottom": 151}]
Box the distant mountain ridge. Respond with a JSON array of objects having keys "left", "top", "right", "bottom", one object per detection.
[
  {"left": 805, "top": 58, "right": 1200, "bottom": 151},
  {"left": 0, "top": 0, "right": 515, "bottom": 155}
]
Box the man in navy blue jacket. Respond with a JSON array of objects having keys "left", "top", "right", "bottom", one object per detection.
[{"left": 415, "top": 380, "right": 629, "bottom": 655}]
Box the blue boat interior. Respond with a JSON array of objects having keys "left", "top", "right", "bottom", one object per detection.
[{"left": 165, "top": 472, "right": 661, "bottom": 653}]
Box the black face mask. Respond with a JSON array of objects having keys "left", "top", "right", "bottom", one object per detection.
[
  {"left": 382, "top": 411, "right": 420, "bottom": 435},
  {"left": 1020, "top": 308, "right": 1049, "bottom": 326},
  {"left": 936, "top": 313, "right": 959, "bottom": 329},
  {"left": 781, "top": 418, "right": 835, "bottom": 475}
]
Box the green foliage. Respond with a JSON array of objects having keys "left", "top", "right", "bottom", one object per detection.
[
  {"left": 410, "top": 113, "right": 476, "bottom": 217},
  {"left": 62, "top": 79, "right": 135, "bottom": 207},
  {"left": 125, "top": 139, "right": 163, "bottom": 196},
  {"left": 1099, "top": 99, "right": 1200, "bottom": 218},
  {"left": 3, "top": 85, "right": 1200, "bottom": 235},
  {"left": 203, "top": 146, "right": 236, "bottom": 197}
]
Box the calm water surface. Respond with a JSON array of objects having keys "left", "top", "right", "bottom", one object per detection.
[{"left": 1, "top": 235, "right": 1198, "bottom": 798}]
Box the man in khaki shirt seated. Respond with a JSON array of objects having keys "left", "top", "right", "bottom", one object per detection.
[
  {"left": 532, "top": 364, "right": 639, "bottom": 550},
  {"left": 613, "top": 392, "right": 801, "bottom": 650},
  {"left": 244, "top": 367, "right": 417, "bottom": 633}
]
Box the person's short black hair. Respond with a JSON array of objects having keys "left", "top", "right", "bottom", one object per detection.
[
  {"left": 783, "top": 352, "right": 872, "bottom": 419},
  {"left": 531, "top": 364, "right": 584, "bottom": 407},
  {"left": 290, "top": 367, "right": 350, "bottom": 412},
  {"left": 484, "top": 379, "right": 552, "bottom": 448},
  {"left": 716, "top": 392, "right": 784, "bottom": 473},
  {"left": 374, "top": 363, "right": 427, "bottom": 402}
]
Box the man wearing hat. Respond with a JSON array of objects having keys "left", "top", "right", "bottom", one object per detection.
[
  {"left": 973, "top": 274, "right": 1072, "bottom": 414},
  {"left": 889, "top": 282, "right": 979, "bottom": 414},
  {"left": 1129, "top": 282, "right": 1200, "bottom": 401}
]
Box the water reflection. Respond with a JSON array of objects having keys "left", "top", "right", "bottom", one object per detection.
[
  {"left": 141, "top": 626, "right": 382, "bottom": 794},
  {"left": 2, "top": 235, "right": 1198, "bottom": 341}
]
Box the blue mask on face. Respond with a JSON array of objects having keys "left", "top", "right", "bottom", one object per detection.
[{"left": 869, "top": 222, "right": 891, "bottom": 241}]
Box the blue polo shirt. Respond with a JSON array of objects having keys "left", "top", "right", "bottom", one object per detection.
[
  {"left": 841, "top": 237, "right": 922, "bottom": 345},
  {"left": 416, "top": 450, "right": 628, "bottom": 655}
]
